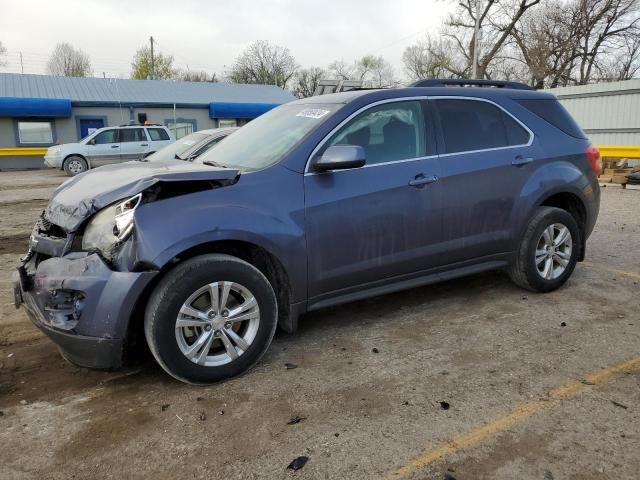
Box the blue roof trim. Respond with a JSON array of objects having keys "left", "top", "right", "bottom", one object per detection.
[
  {"left": 0, "top": 97, "right": 72, "bottom": 118},
  {"left": 209, "top": 102, "right": 280, "bottom": 119}
]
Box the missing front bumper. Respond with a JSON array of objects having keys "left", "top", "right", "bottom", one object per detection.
[{"left": 14, "top": 251, "right": 157, "bottom": 370}]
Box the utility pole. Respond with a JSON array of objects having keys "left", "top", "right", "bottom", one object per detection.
[
  {"left": 472, "top": 0, "right": 482, "bottom": 79},
  {"left": 19, "top": 52, "right": 24, "bottom": 74},
  {"left": 150, "top": 36, "right": 155, "bottom": 80}
]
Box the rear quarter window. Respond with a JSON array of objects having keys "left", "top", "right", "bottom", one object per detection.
[
  {"left": 516, "top": 99, "right": 586, "bottom": 139},
  {"left": 148, "top": 128, "right": 170, "bottom": 141}
]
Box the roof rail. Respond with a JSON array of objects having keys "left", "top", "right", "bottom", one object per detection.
[
  {"left": 119, "top": 123, "right": 163, "bottom": 127},
  {"left": 411, "top": 79, "right": 534, "bottom": 90}
]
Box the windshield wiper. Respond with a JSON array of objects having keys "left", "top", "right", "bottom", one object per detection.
[
  {"left": 175, "top": 153, "right": 186, "bottom": 161},
  {"left": 203, "top": 159, "right": 227, "bottom": 168}
]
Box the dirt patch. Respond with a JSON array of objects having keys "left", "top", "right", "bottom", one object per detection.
[{"left": 0, "top": 233, "right": 30, "bottom": 255}]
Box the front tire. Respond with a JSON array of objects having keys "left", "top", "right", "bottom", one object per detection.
[
  {"left": 144, "top": 254, "right": 278, "bottom": 384},
  {"left": 63, "top": 156, "right": 88, "bottom": 176},
  {"left": 508, "top": 207, "right": 580, "bottom": 292}
]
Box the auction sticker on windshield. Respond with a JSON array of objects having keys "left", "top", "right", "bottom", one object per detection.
[{"left": 296, "top": 109, "right": 331, "bottom": 119}]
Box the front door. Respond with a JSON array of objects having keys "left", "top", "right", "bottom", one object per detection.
[
  {"left": 119, "top": 128, "right": 149, "bottom": 162},
  {"left": 79, "top": 118, "right": 105, "bottom": 139},
  {"left": 305, "top": 99, "right": 442, "bottom": 301},
  {"left": 432, "top": 98, "right": 538, "bottom": 263},
  {"left": 86, "top": 128, "right": 120, "bottom": 167}
]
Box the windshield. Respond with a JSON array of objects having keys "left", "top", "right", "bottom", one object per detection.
[
  {"left": 196, "top": 103, "right": 341, "bottom": 170},
  {"left": 147, "top": 132, "right": 211, "bottom": 161}
]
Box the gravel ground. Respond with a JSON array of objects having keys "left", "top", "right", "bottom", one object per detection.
[{"left": 0, "top": 170, "right": 638, "bottom": 480}]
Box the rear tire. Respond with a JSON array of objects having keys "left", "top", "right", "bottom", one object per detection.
[
  {"left": 508, "top": 207, "right": 580, "bottom": 292},
  {"left": 144, "top": 254, "right": 278, "bottom": 384},
  {"left": 63, "top": 156, "right": 88, "bottom": 176}
]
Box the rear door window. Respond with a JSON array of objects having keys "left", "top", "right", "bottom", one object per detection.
[
  {"left": 119, "top": 128, "right": 146, "bottom": 143},
  {"left": 435, "top": 99, "right": 530, "bottom": 154}
]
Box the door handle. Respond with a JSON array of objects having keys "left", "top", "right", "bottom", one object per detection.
[
  {"left": 111, "top": 145, "right": 119, "bottom": 149},
  {"left": 140, "top": 143, "right": 148, "bottom": 147},
  {"left": 512, "top": 156, "right": 533, "bottom": 166},
  {"left": 408, "top": 174, "right": 439, "bottom": 188}
]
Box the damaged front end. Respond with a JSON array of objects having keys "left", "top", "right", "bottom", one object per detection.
[{"left": 14, "top": 160, "right": 241, "bottom": 369}]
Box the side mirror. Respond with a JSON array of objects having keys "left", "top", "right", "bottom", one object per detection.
[
  {"left": 313, "top": 145, "right": 366, "bottom": 172},
  {"left": 88, "top": 138, "right": 96, "bottom": 145}
]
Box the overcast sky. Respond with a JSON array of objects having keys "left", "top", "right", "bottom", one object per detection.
[{"left": 0, "top": 0, "right": 450, "bottom": 81}]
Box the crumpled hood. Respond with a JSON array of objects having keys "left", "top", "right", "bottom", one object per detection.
[{"left": 45, "top": 160, "right": 240, "bottom": 231}]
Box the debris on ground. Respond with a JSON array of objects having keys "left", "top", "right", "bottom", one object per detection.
[
  {"left": 161, "top": 404, "right": 170, "bottom": 412},
  {"left": 19, "top": 400, "right": 27, "bottom": 405},
  {"left": 560, "top": 322, "right": 567, "bottom": 327},
  {"left": 287, "top": 415, "right": 305, "bottom": 425},
  {"left": 196, "top": 396, "right": 204, "bottom": 402},
  {"left": 199, "top": 411, "right": 207, "bottom": 421},
  {"left": 444, "top": 473, "right": 457, "bottom": 480},
  {"left": 218, "top": 410, "right": 225, "bottom": 415},
  {"left": 580, "top": 379, "right": 596, "bottom": 386},
  {"left": 440, "top": 401, "right": 450, "bottom": 410},
  {"left": 284, "top": 362, "right": 298, "bottom": 370},
  {"left": 287, "top": 456, "right": 309, "bottom": 471},
  {"left": 611, "top": 400, "right": 629, "bottom": 410},
  {"left": 175, "top": 414, "right": 184, "bottom": 422},
  {"left": 372, "top": 347, "right": 379, "bottom": 353},
  {"left": 543, "top": 469, "right": 555, "bottom": 480},
  {"left": 0, "top": 410, "right": 4, "bottom": 416}
]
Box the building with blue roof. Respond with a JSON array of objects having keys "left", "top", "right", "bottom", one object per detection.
[{"left": 0, "top": 73, "right": 295, "bottom": 169}]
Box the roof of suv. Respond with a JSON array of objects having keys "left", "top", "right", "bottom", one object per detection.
[{"left": 292, "top": 85, "right": 555, "bottom": 106}]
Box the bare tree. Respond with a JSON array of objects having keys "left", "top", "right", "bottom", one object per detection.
[
  {"left": 328, "top": 55, "right": 399, "bottom": 87},
  {"left": 131, "top": 46, "right": 177, "bottom": 80},
  {"left": 228, "top": 40, "right": 297, "bottom": 88},
  {"left": 402, "top": 35, "right": 463, "bottom": 80},
  {"left": 445, "top": 0, "right": 543, "bottom": 79},
  {"left": 178, "top": 70, "right": 218, "bottom": 82},
  {"left": 46, "top": 43, "right": 92, "bottom": 77},
  {"left": 292, "top": 67, "right": 326, "bottom": 98},
  {"left": 510, "top": 0, "right": 640, "bottom": 87},
  {"left": 0, "top": 41, "right": 6, "bottom": 67}
]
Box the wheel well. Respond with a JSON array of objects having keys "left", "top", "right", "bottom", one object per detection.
[
  {"left": 125, "top": 240, "right": 293, "bottom": 361},
  {"left": 539, "top": 192, "right": 587, "bottom": 259}
]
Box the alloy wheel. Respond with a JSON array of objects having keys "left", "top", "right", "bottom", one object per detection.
[
  {"left": 534, "top": 223, "right": 573, "bottom": 280},
  {"left": 175, "top": 281, "right": 260, "bottom": 366}
]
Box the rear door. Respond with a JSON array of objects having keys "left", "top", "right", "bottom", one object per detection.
[
  {"left": 304, "top": 99, "right": 442, "bottom": 300},
  {"left": 119, "top": 128, "right": 149, "bottom": 162},
  {"left": 432, "top": 97, "right": 538, "bottom": 263},
  {"left": 86, "top": 128, "right": 120, "bottom": 167}
]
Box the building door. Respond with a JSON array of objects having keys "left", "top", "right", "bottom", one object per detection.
[{"left": 79, "top": 118, "right": 105, "bottom": 139}]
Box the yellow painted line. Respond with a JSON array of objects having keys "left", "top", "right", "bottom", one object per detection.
[
  {"left": 387, "top": 357, "right": 640, "bottom": 479},
  {"left": 0, "top": 147, "right": 47, "bottom": 157},
  {"left": 597, "top": 145, "right": 640, "bottom": 159}
]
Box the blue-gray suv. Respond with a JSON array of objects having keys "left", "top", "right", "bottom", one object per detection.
[{"left": 14, "top": 80, "right": 601, "bottom": 384}]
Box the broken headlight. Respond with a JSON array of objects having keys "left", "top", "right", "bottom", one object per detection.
[{"left": 82, "top": 194, "right": 142, "bottom": 254}]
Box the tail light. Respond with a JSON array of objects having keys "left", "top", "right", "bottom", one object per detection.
[{"left": 585, "top": 145, "right": 602, "bottom": 176}]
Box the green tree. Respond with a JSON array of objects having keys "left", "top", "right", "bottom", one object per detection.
[{"left": 130, "top": 46, "right": 177, "bottom": 80}]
